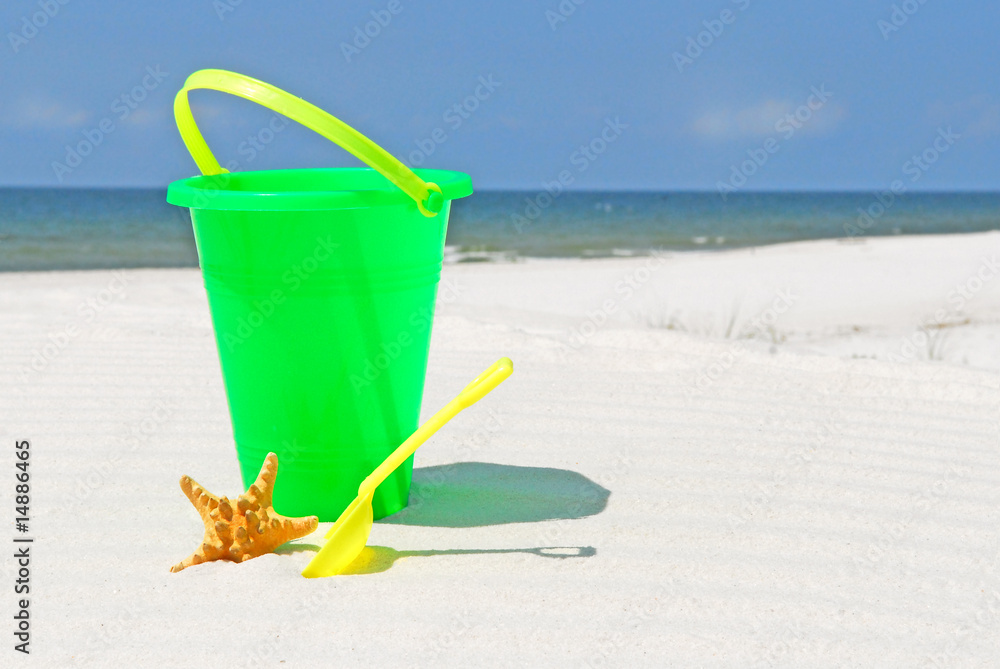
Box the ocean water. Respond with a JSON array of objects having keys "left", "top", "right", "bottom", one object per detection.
[{"left": 0, "top": 188, "right": 998, "bottom": 271}]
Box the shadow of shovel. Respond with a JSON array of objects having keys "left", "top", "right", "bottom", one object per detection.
[{"left": 340, "top": 544, "right": 596, "bottom": 575}]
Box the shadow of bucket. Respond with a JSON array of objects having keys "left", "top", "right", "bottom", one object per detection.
[{"left": 166, "top": 69, "right": 473, "bottom": 521}]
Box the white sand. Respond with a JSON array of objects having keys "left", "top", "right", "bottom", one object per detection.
[{"left": 1, "top": 232, "right": 998, "bottom": 666}]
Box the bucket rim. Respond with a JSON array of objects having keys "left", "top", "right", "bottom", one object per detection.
[{"left": 166, "top": 167, "right": 472, "bottom": 212}]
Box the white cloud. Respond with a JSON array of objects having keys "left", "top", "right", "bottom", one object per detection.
[
  {"left": 188, "top": 101, "right": 226, "bottom": 121},
  {"left": 690, "top": 96, "right": 846, "bottom": 140},
  {"left": 119, "top": 107, "right": 168, "bottom": 127},
  {"left": 497, "top": 114, "right": 526, "bottom": 130},
  {"left": 1, "top": 96, "right": 90, "bottom": 130},
  {"left": 927, "top": 95, "right": 1000, "bottom": 139}
]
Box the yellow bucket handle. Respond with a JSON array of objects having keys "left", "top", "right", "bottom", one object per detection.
[{"left": 173, "top": 69, "right": 444, "bottom": 217}]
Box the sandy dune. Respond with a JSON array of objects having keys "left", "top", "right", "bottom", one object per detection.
[{"left": 1, "top": 233, "right": 998, "bottom": 666}]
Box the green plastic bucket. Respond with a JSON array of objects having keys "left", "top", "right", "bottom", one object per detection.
[{"left": 166, "top": 70, "right": 472, "bottom": 521}]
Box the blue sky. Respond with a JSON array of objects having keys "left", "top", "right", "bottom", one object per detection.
[{"left": 1, "top": 0, "right": 997, "bottom": 190}]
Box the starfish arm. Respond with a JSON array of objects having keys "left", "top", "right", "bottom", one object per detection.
[
  {"left": 286, "top": 515, "right": 319, "bottom": 540},
  {"left": 272, "top": 513, "right": 320, "bottom": 543},
  {"left": 247, "top": 452, "right": 279, "bottom": 508},
  {"left": 252, "top": 514, "right": 319, "bottom": 554},
  {"left": 170, "top": 554, "right": 201, "bottom": 573},
  {"left": 171, "top": 538, "right": 230, "bottom": 572},
  {"left": 179, "top": 475, "right": 220, "bottom": 523}
]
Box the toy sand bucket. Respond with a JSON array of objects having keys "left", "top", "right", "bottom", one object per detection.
[{"left": 166, "top": 70, "right": 472, "bottom": 521}]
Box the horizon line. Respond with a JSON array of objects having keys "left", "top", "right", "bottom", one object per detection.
[{"left": 2, "top": 185, "right": 999, "bottom": 195}]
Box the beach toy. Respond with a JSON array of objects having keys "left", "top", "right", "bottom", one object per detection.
[
  {"left": 166, "top": 70, "right": 472, "bottom": 521},
  {"left": 171, "top": 452, "right": 318, "bottom": 572},
  {"left": 303, "top": 357, "right": 513, "bottom": 578}
]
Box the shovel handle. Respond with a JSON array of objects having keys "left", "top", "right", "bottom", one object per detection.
[
  {"left": 457, "top": 357, "right": 514, "bottom": 408},
  {"left": 358, "top": 357, "right": 513, "bottom": 497}
]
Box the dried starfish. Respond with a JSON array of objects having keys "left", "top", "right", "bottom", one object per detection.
[{"left": 171, "top": 452, "right": 318, "bottom": 572}]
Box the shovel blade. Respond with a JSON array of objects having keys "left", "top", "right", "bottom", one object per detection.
[{"left": 302, "top": 494, "right": 374, "bottom": 578}]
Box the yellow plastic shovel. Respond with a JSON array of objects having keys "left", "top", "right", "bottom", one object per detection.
[{"left": 302, "top": 357, "right": 513, "bottom": 578}]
